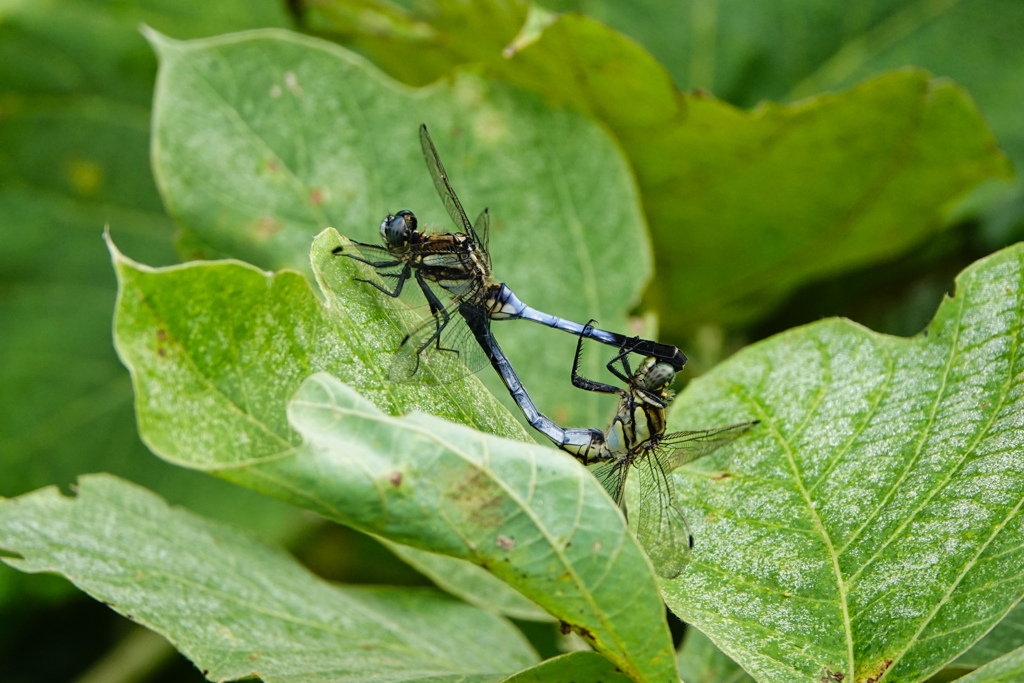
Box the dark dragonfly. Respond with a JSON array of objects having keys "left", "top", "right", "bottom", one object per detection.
[
  {"left": 567, "top": 327, "right": 758, "bottom": 578},
  {"left": 332, "top": 124, "right": 685, "bottom": 382}
]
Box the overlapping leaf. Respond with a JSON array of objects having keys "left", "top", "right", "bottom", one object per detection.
[
  {"left": 657, "top": 244, "right": 1024, "bottom": 682},
  {"left": 956, "top": 644, "right": 1024, "bottom": 683},
  {"left": 110, "top": 230, "right": 677, "bottom": 682},
  {"left": 0, "top": 0, "right": 298, "bottom": 607},
  {"left": 305, "top": 0, "right": 1011, "bottom": 331},
  {"left": 0, "top": 475, "right": 539, "bottom": 682},
  {"left": 950, "top": 602, "right": 1024, "bottom": 674},
  {"left": 382, "top": 541, "right": 551, "bottom": 622},
  {"left": 147, "top": 27, "right": 653, "bottom": 430},
  {"left": 676, "top": 628, "right": 755, "bottom": 683}
]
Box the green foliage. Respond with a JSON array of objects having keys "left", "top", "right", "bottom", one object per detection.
[
  {"left": 303, "top": 0, "right": 1013, "bottom": 331},
  {"left": 109, "top": 230, "right": 677, "bottom": 680},
  {"left": 146, "top": 26, "right": 651, "bottom": 429},
  {"left": 1, "top": 1, "right": 1022, "bottom": 682},
  {"left": 955, "top": 644, "right": 1024, "bottom": 683},
  {"left": 677, "top": 628, "right": 755, "bottom": 683},
  {"left": 0, "top": 475, "right": 540, "bottom": 682},
  {"left": 100, "top": 211, "right": 1024, "bottom": 681},
  {"left": 0, "top": 0, "right": 303, "bottom": 626},
  {"left": 665, "top": 244, "right": 1024, "bottom": 681},
  {"left": 0, "top": 0, "right": 300, "bottom": 544}
]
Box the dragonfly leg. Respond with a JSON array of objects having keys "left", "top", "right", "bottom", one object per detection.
[
  {"left": 411, "top": 270, "right": 459, "bottom": 355},
  {"left": 354, "top": 263, "right": 411, "bottom": 298},
  {"left": 604, "top": 336, "right": 656, "bottom": 385},
  {"left": 570, "top": 321, "right": 623, "bottom": 395}
]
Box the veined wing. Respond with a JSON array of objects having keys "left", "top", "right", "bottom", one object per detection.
[
  {"left": 590, "top": 458, "right": 630, "bottom": 506},
  {"left": 386, "top": 280, "right": 490, "bottom": 383},
  {"left": 590, "top": 448, "right": 693, "bottom": 579},
  {"left": 419, "top": 124, "right": 488, "bottom": 251},
  {"left": 634, "top": 447, "right": 694, "bottom": 579},
  {"left": 659, "top": 421, "right": 760, "bottom": 472},
  {"left": 473, "top": 208, "right": 491, "bottom": 271},
  {"left": 631, "top": 421, "right": 759, "bottom": 578}
]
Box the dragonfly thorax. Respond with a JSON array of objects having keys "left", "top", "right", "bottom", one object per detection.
[{"left": 380, "top": 210, "right": 417, "bottom": 248}]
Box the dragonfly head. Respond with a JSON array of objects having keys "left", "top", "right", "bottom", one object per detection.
[
  {"left": 380, "top": 210, "right": 417, "bottom": 248},
  {"left": 635, "top": 357, "right": 675, "bottom": 394}
]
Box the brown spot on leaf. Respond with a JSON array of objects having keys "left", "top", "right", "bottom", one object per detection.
[
  {"left": 863, "top": 659, "right": 893, "bottom": 683},
  {"left": 496, "top": 535, "right": 514, "bottom": 551},
  {"left": 158, "top": 348, "right": 166, "bottom": 357},
  {"left": 156, "top": 329, "right": 166, "bottom": 340},
  {"left": 444, "top": 469, "right": 506, "bottom": 528},
  {"left": 711, "top": 471, "right": 732, "bottom": 481},
  {"left": 388, "top": 471, "right": 402, "bottom": 487},
  {"left": 309, "top": 188, "right": 324, "bottom": 205}
]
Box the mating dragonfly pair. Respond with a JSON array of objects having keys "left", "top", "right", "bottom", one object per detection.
[{"left": 334, "top": 124, "right": 757, "bottom": 578}]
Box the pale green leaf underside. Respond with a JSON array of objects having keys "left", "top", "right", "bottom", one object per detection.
[
  {"left": 662, "top": 243, "right": 1024, "bottom": 683},
  {"left": 0, "top": 474, "right": 537, "bottom": 683}
]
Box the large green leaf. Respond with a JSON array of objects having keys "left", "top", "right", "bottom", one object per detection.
[
  {"left": 0, "top": 0, "right": 298, "bottom": 605},
  {"left": 657, "top": 243, "right": 1024, "bottom": 682},
  {"left": 274, "top": 373, "right": 675, "bottom": 682},
  {"left": 110, "top": 230, "right": 678, "bottom": 682},
  {"left": 302, "top": 1, "right": 1010, "bottom": 332},
  {"left": 0, "top": 474, "right": 539, "bottom": 682},
  {"left": 535, "top": 0, "right": 1024, "bottom": 237},
  {"left": 639, "top": 69, "right": 1010, "bottom": 330},
  {"left": 502, "top": 651, "right": 632, "bottom": 682},
  {"left": 147, "top": 27, "right": 651, "bottom": 429}
]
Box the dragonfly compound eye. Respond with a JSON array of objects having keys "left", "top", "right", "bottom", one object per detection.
[
  {"left": 380, "top": 210, "right": 416, "bottom": 247},
  {"left": 639, "top": 361, "right": 675, "bottom": 392}
]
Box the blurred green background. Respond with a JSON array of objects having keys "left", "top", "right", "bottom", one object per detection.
[{"left": 0, "top": 0, "right": 1019, "bottom": 680}]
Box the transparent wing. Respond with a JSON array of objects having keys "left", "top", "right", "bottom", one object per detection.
[
  {"left": 634, "top": 448, "right": 694, "bottom": 579},
  {"left": 590, "top": 458, "right": 630, "bottom": 507},
  {"left": 473, "top": 208, "right": 491, "bottom": 269},
  {"left": 419, "top": 124, "right": 480, "bottom": 244},
  {"left": 659, "top": 421, "right": 760, "bottom": 472},
  {"left": 386, "top": 285, "right": 491, "bottom": 384}
]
